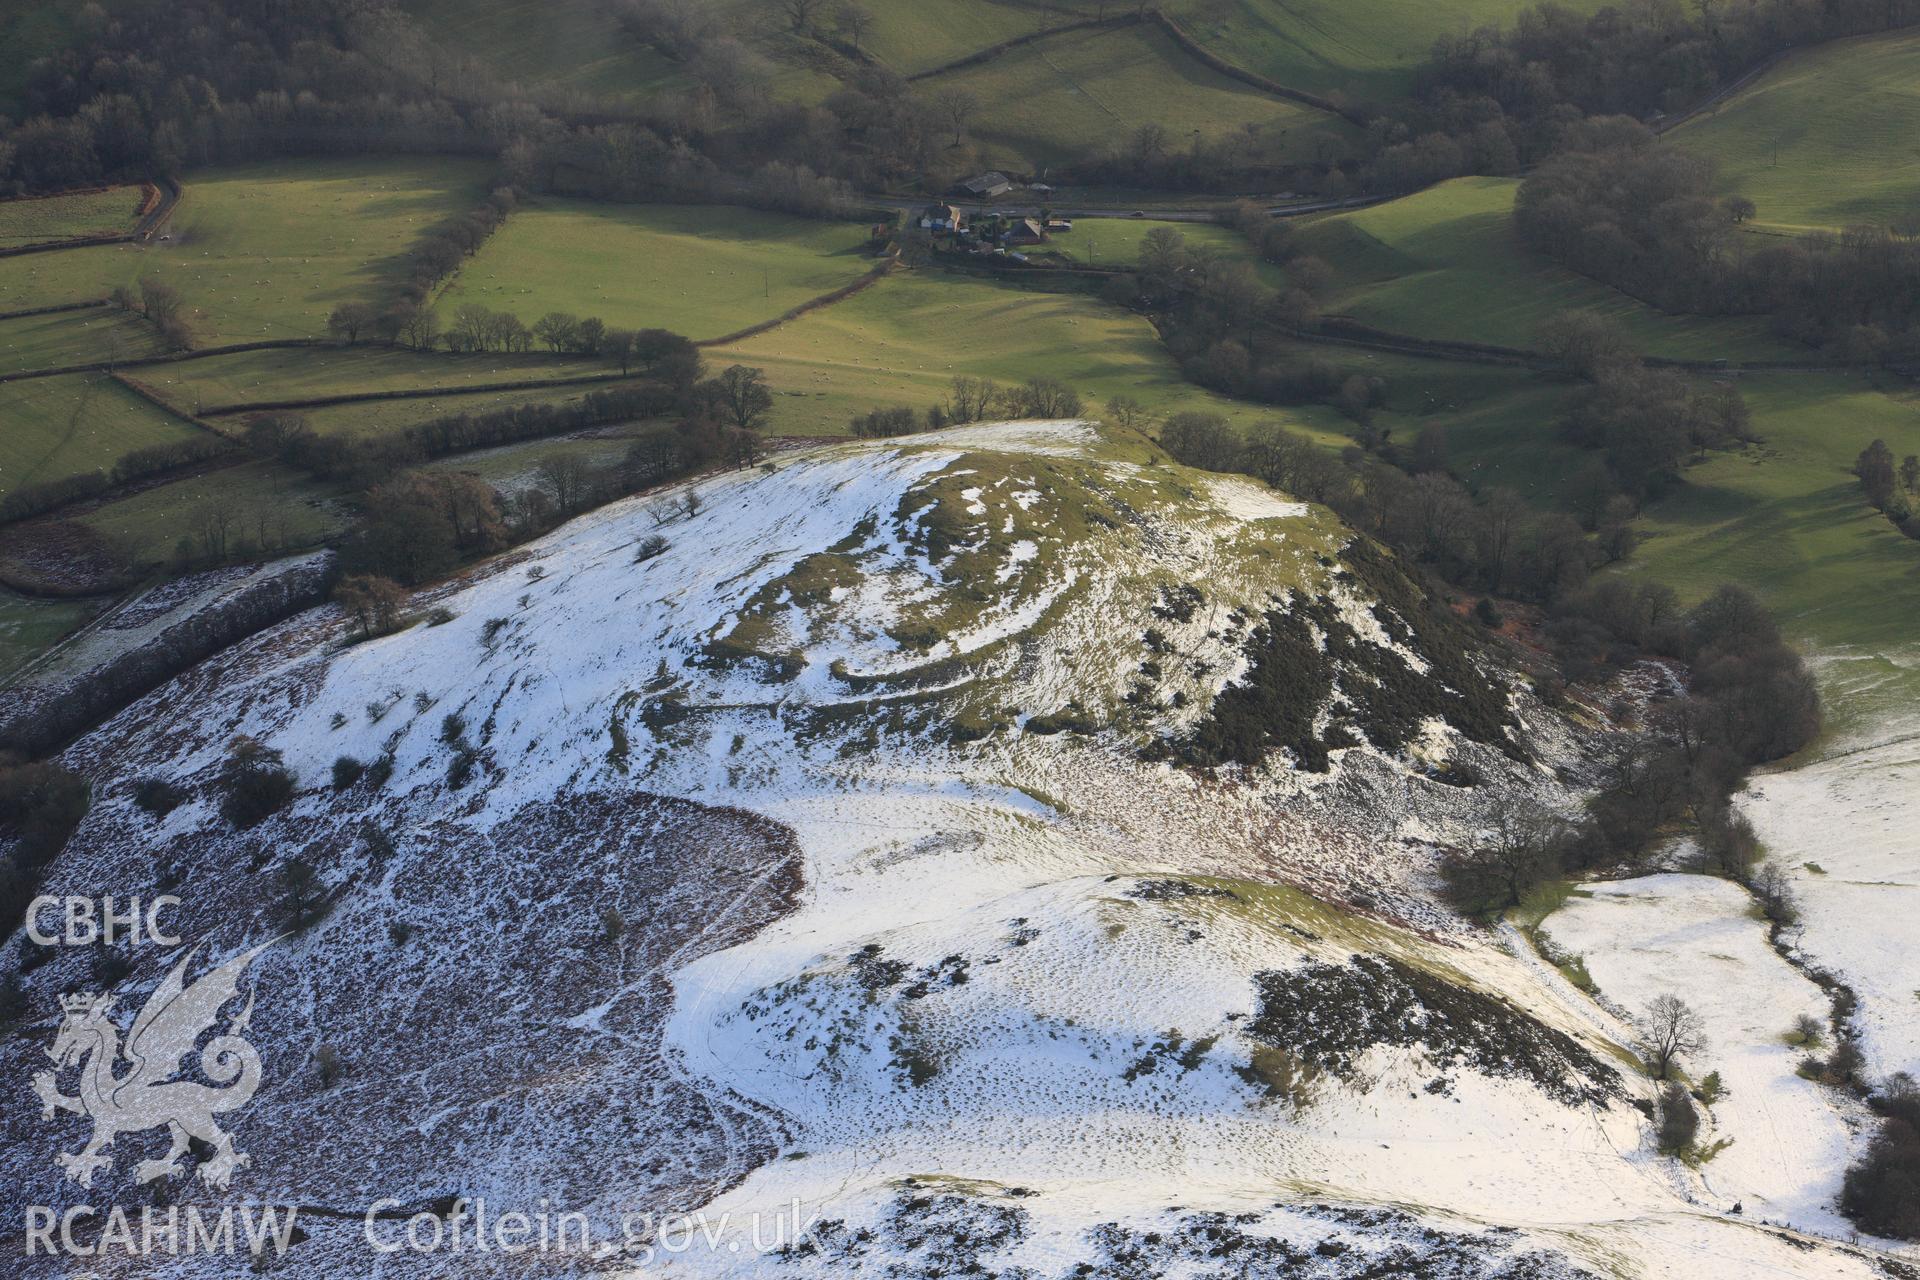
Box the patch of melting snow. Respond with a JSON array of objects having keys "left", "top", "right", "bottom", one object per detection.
[
  {"left": 921, "top": 418, "right": 1095, "bottom": 455},
  {"left": 1208, "top": 473, "right": 1311, "bottom": 521},
  {"left": 995, "top": 538, "right": 1038, "bottom": 584}
]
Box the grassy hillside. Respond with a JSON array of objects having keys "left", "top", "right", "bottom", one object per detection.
[
  {"left": 1165, "top": 0, "right": 1591, "bottom": 103},
  {"left": 0, "top": 372, "right": 208, "bottom": 499},
  {"left": 1667, "top": 29, "right": 1920, "bottom": 232},
  {"left": 0, "top": 186, "right": 147, "bottom": 247},
  {"left": 1299, "top": 176, "right": 1804, "bottom": 360},
  {"left": 707, "top": 268, "right": 1350, "bottom": 443},
  {"left": 435, "top": 202, "right": 874, "bottom": 342},
  {"left": 1624, "top": 375, "right": 1920, "bottom": 663},
  {"left": 919, "top": 23, "right": 1358, "bottom": 173},
  {"left": 0, "top": 158, "right": 493, "bottom": 344},
  {"left": 863, "top": 1, "right": 1074, "bottom": 75},
  {"left": 404, "top": 0, "right": 687, "bottom": 101},
  {"left": 403, "top": 0, "right": 838, "bottom": 106}
]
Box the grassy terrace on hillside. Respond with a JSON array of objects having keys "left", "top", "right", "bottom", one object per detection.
[
  {"left": 0, "top": 158, "right": 493, "bottom": 344},
  {"left": 1667, "top": 28, "right": 1920, "bottom": 231},
  {"left": 434, "top": 202, "right": 875, "bottom": 342},
  {"left": 0, "top": 186, "right": 147, "bottom": 247},
  {"left": 142, "top": 346, "right": 606, "bottom": 416},
  {"left": 1165, "top": 0, "right": 1600, "bottom": 102},
  {"left": 0, "top": 307, "right": 166, "bottom": 375},
  {"left": 1298, "top": 176, "right": 1804, "bottom": 360},
  {"left": 917, "top": 23, "right": 1358, "bottom": 173},
  {"left": 0, "top": 373, "right": 208, "bottom": 499},
  {"left": 706, "top": 269, "right": 1352, "bottom": 444}
]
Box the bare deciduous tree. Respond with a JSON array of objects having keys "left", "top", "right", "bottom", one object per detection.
[
  {"left": 946, "top": 376, "right": 998, "bottom": 423},
  {"left": 1748, "top": 859, "right": 1801, "bottom": 926},
  {"left": 776, "top": 0, "right": 824, "bottom": 32},
  {"left": 934, "top": 89, "right": 976, "bottom": 148},
  {"left": 834, "top": 2, "right": 873, "bottom": 49},
  {"left": 537, "top": 454, "right": 592, "bottom": 513},
  {"left": 1640, "top": 994, "right": 1707, "bottom": 1080}
]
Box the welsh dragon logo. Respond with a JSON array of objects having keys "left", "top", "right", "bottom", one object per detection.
[{"left": 33, "top": 942, "right": 271, "bottom": 1189}]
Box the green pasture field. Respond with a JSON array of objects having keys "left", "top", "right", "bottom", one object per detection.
[
  {"left": 1061, "top": 219, "right": 1283, "bottom": 283},
  {"left": 78, "top": 459, "right": 349, "bottom": 568},
  {"left": 0, "top": 373, "right": 209, "bottom": 499},
  {"left": 0, "top": 307, "right": 166, "bottom": 376},
  {"left": 1666, "top": 29, "right": 1920, "bottom": 232},
  {"left": 1248, "top": 338, "right": 1585, "bottom": 500},
  {"left": 0, "top": 242, "right": 127, "bottom": 314},
  {"left": 0, "top": 186, "right": 147, "bottom": 247},
  {"left": 142, "top": 346, "right": 604, "bottom": 416},
  {"left": 0, "top": 590, "right": 98, "bottom": 684},
  {"left": 917, "top": 23, "right": 1359, "bottom": 174},
  {"left": 1623, "top": 375, "right": 1920, "bottom": 665},
  {"left": 434, "top": 201, "right": 876, "bottom": 342},
  {"left": 1399, "top": 380, "right": 1585, "bottom": 502},
  {"left": 706, "top": 268, "right": 1351, "bottom": 444},
  {"left": 1297, "top": 177, "right": 1805, "bottom": 361},
  {"left": 0, "top": 158, "right": 493, "bottom": 344},
  {"left": 1163, "top": 0, "right": 1595, "bottom": 103}
]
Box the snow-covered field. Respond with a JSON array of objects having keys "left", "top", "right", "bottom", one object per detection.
[
  {"left": 1543, "top": 875, "right": 1863, "bottom": 1234},
  {"left": 1739, "top": 677, "right": 1920, "bottom": 1082},
  {"left": 7, "top": 423, "right": 1912, "bottom": 1279}
]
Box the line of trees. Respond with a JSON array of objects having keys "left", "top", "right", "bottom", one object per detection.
[
  {"left": 1517, "top": 130, "right": 1920, "bottom": 359},
  {"left": 1843, "top": 1073, "right": 1920, "bottom": 1240},
  {"left": 1854, "top": 437, "right": 1920, "bottom": 540},
  {"left": 1160, "top": 411, "right": 1608, "bottom": 604},
  {"left": 847, "top": 375, "right": 1086, "bottom": 438},
  {"left": 335, "top": 410, "right": 750, "bottom": 586},
  {"left": 1431, "top": 579, "right": 1820, "bottom": 921},
  {"left": 1542, "top": 311, "right": 1755, "bottom": 500},
  {"left": 107, "top": 275, "right": 192, "bottom": 349},
  {"left": 243, "top": 381, "right": 685, "bottom": 490},
  {"left": 1357, "top": 0, "right": 1920, "bottom": 198}
]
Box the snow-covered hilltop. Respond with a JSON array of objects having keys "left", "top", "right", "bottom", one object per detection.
[{"left": 4, "top": 422, "right": 1905, "bottom": 1279}]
